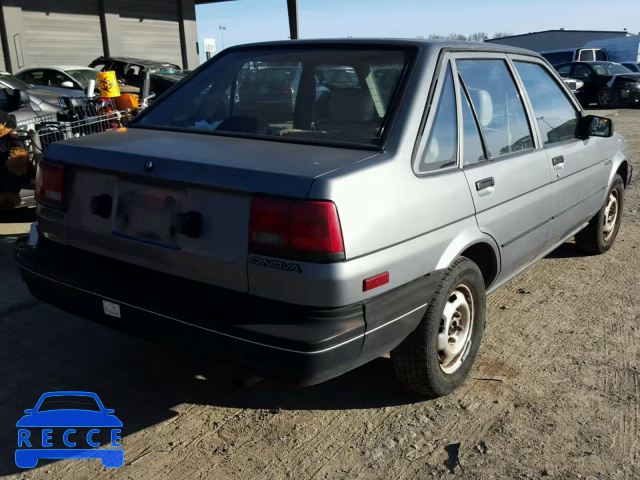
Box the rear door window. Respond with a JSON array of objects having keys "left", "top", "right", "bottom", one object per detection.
[
  {"left": 595, "top": 50, "right": 608, "bottom": 61},
  {"left": 418, "top": 65, "right": 457, "bottom": 172},
  {"left": 457, "top": 59, "right": 533, "bottom": 159},
  {"left": 514, "top": 62, "right": 578, "bottom": 146},
  {"left": 135, "top": 47, "right": 414, "bottom": 147}
]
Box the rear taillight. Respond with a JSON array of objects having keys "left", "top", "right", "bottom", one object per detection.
[
  {"left": 249, "top": 196, "right": 344, "bottom": 262},
  {"left": 35, "top": 161, "right": 66, "bottom": 208},
  {"left": 283, "top": 86, "right": 295, "bottom": 94}
]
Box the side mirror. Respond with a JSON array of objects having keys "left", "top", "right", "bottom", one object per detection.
[
  {"left": 577, "top": 115, "right": 613, "bottom": 139},
  {"left": 18, "top": 89, "right": 30, "bottom": 106},
  {"left": 104, "top": 409, "right": 115, "bottom": 414},
  {"left": 61, "top": 81, "right": 75, "bottom": 88},
  {"left": 5, "top": 88, "right": 30, "bottom": 109},
  {"left": 24, "top": 409, "right": 34, "bottom": 414}
]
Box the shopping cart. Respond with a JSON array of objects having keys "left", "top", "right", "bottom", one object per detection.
[{"left": 14, "top": 96, "right": 128, "bottom": 168}]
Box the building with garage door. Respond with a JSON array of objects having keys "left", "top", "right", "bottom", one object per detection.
[{"left": 0, "top": 0, "right": 232, "bottom": 73}]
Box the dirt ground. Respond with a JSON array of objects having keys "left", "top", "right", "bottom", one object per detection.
[{"left": 1, "top": 108, "right": 639, "bottom": 480}]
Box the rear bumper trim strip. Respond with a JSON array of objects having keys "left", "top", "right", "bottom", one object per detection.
[{"left": 18, "top": 264, "right": 426, "bottom": 356}]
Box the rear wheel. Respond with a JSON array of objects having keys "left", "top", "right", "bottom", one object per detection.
[
  {"left": 391, "top": 257, "right": 486, "bottom": 397},
  {"left": 575, "top": 174, "right": 624, "bottom": 254}
]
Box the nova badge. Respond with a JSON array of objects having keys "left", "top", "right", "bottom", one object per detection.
[
  {"left": 249, "top": 256, "right": 302, "bottom": 273},
  {"left": 144, "top": 161, "right": 154, "bottom": 172}
]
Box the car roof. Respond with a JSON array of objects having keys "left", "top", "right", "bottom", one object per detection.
[
  {"left": 38, "top": 391, "right": 99, "bottom": 398},
  {"left": 539, "top": 47, "right": 603, "bottom": 54},
  {"left": 19, "top": 66, "right": 93, "bottom": 72},
  {"left": 224, "top": 38, "right": 539, "bottom": 57},
  {"left": 94, "top": 56, "right": 181, "bottom": 67}
]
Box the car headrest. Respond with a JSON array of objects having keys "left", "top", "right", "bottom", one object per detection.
[
  {"left": 468, "top": 88, "right": 493, "bottom": 128},
  {"left": 327, "top": 88, "right": 375, "bottom": 123}
]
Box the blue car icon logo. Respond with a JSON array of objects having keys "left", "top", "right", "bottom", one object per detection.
[{"left": 16, "top": 391, "right": 123, "bottom": 468}]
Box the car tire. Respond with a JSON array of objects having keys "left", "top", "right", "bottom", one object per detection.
[
  {"left": 597, "top": 86, "right": 617, "bottom": 108},
  {"left": 575, "top": 174, "right": 624, "bottom": 254},
  {"left": 391, "top": 256, "right": 486, "bottom": 398}
]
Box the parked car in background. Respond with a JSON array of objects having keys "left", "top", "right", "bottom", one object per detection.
[
  {"left": 621, "top": 62, "right": 640, "bottom": 73},
  {"left": 89, "top": 56, "right": 181, "bottom": 93},
  {"left": 562, "top": 77, "right": 585, "bottom": 94},
  {"left": 540, "top": 47, "right": 607, "bottom": 65},
  {"left": 236, "top": 66, "right": 330, "bottom": 122},
  {"left": 17, "top": 40, "right": 632, "bottom": 398},
  {"left": 148, "top": 71, "right": 190, "bottom": 98},
  {"left": 583, "top": 36, "right": 640, "bottom": 63},
  {"left": 316, "top": 65, "right": 359, "bottom": 89},
  {"left": 554, "top": 61, "right": 640, "bottom": 107},
  {"left": 0, "top": 73, "right": 62, "bottom": 117},
  {"left": 16, "top": 66, "right": 97, "bottom": 97}
]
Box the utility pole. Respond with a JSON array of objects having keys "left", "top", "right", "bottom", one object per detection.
[{"left": 219, "top": 25, "right": 227, "bottom": 50}]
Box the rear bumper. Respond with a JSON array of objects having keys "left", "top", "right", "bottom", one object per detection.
[{"left": 17, "top": 238, "right": 440, "bottom": 385}]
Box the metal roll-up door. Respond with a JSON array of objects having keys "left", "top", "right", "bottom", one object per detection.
[
  {"left": 0, "top": 40, "right": 5, "bottom": 73},
  {"left": 117, "top": 0, "right": 182, "bottom": 66},
  {"left": 20, "top": 0, "right": 103, "bottom": 68}
]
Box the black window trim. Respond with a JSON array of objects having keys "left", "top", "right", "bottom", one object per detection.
[{"left": 457, "top": 73, "right": 490, "bottom": 168}]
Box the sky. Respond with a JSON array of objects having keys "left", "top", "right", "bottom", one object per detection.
[{"left": 195, "top": 0, "right": 640, "bottom": 59}]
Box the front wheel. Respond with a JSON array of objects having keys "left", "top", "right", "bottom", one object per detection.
[
  {"left": 575, "top": 174, "right": 624, "bottom": 254},
  {"left": 597, "top": 86, "right": 617, "bottom": 108},
  {"left": 391, "top": 257, "right": 486, "bottom": 397}
]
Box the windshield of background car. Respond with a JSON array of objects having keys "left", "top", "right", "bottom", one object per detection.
[
  {"left": 67, "top": 69, "right": 98, "bottom": 86},
  {"left": 592, "top": 63, "right": 633, "bottom": 75},
  {"left": 38, "top": 395, "right": 101, "bottom": 412},
  {"left": 134, "top": 47, "right": 413, "bottom": 147},
  {"left": 149, "top": 64, "right": 182, "bottom": 75},
  {"left": 0, "top": 75, "right": 33, "bottom": 90}
]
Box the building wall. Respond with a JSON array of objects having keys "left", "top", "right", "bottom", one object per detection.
[
  {"left": 486, "top": 31, "right": 630, "bottom": 52},
  {"left": 0, "top": 0, "right": 199, "bottom": 73}
]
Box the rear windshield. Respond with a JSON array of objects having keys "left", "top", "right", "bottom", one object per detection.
[
  {"left": 38, "top": 395, "right": 101, "bottom": 412},
  {"left": 595, "top": 49, "right": 608, "bottom": 61},
  {"left": 134, "top": 47, "right": 413, "bottom": 147},
  {"left": 579, "top": 50, "right": 595, "bottom": 62}
]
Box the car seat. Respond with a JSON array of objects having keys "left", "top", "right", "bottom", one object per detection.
[
  {"left": 468, "top": 87, "right": 502, "bottom": 158},
  {"left": 317, "top": 88, "right": 379, "bottom": 136}
]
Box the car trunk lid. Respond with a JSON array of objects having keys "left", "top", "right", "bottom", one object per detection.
[{"left": 42, "top": 127, "right": 378, "bottom": 293}]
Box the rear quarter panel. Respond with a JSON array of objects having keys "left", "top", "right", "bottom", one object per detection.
[{"left": 249, "top": 154, "right": 491, "bottom": 307}]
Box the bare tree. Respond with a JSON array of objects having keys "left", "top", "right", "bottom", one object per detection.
[
  {"left": 447, "top": 32, "right": 468, "bottom": 41},
  {"left": 468, "top": 32, "right": 489, "bottom": 43},
  {"left": 492, "top": 32, "right": 513, "bottom": 39}
]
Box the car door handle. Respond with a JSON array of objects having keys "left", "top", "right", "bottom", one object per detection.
[
  {"left": 475, "top": 177, "right": 495, "bottom": 191},
  {"left": 552, "top": 155, "right": 565, "bottom": 166}
]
